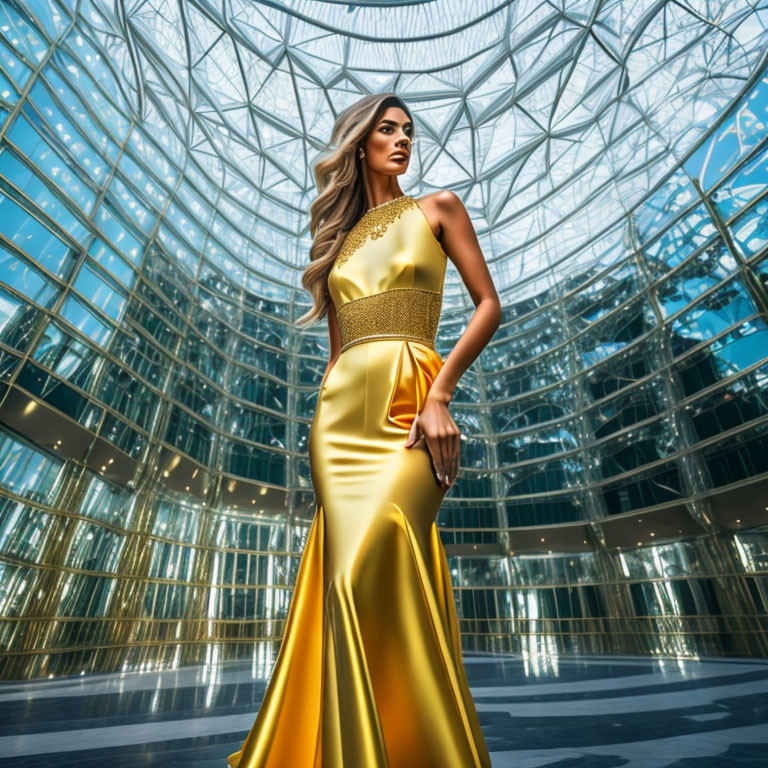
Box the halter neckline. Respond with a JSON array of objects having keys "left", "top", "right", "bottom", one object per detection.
[{"left": 365, "top": 194, "right": 408, "bottom": 214}]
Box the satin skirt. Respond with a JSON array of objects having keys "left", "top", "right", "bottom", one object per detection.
[{"left": 227, "top": 339, "right": 492, "bottom": 768}]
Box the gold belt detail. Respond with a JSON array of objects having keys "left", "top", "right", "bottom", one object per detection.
[{"left": 336, "top": 288, "right": 442, "bottom": 352}]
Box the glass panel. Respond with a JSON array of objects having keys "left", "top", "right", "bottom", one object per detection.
[
  {"left": 0, "top": 190, "right": 74, "bottom": 278},
  {"left": 0, "top": 244, "right": 58, "bottom": 306}
]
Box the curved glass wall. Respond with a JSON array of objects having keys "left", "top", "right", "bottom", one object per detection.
[{"left": 0, "top": 0, "right": 767, "bottom": 679}]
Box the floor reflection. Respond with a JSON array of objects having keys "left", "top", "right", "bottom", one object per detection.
[{"left": 0, "top": 653, "right": 766, "bottom": 766}]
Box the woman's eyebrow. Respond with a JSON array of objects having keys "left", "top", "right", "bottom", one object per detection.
[{"left": 379, "top": 118, "right": 413, "bottom": 128}]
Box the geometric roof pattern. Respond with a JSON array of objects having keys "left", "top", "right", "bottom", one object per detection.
[{"left": 76, "top": 0, "right": 768, "bottom": 294}]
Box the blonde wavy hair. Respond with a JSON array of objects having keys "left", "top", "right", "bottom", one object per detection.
[{"left": 296, "top": 93, "right": 414, "bottom": 326}]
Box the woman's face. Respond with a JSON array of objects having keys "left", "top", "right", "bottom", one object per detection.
[{"left": 362, "top": 106, "right": 413, "bottom": 175}]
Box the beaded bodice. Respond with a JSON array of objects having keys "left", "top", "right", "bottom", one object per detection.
[
  {"left": 334, "top": 195, "right": 415, "bottom": 268},
  {"left": 328, "top": 195, "right": 447, "bottom": 353}
]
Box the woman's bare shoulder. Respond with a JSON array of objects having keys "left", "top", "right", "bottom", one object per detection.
[
  {"left": 414, "top": 190, "right": 466, "bottom": 240},
  {"left": 415, "top": 189, "right": 463, "bottom": 210}
]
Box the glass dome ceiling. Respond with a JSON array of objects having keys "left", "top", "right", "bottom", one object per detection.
[{"left": 63, "top": 0, "right": 768, "bottom": 290}]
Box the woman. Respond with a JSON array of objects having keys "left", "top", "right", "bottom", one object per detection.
[{"left": 228, "top": 93, "right": 501, "bottom": 768}]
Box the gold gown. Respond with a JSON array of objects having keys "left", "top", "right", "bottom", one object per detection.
[{"left": 228, "top": 195, "right": 492, "bottom": 768}]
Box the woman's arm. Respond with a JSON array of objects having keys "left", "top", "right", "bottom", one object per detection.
[
  {"left": 428, "top": 190, "right": 501, "bottom": 402},
  {"left": 320, "top": 300, "right": 341, "bottom": 388},
  {"left": 405, "top": 190, "right": 501, "bottom": 489}
]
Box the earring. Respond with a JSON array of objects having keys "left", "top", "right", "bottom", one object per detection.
[{"left": 358, "top": 148, "right": 365, "bottom": 158}]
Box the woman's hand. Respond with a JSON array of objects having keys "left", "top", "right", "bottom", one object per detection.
[{"left": 404, "top": 391, "right": 460, "bottom": 490}]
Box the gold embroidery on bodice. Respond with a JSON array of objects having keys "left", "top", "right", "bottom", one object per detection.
[
  {"left": 334, "top": 195, "right": 416, "bottom": 268},
  {"left": 328, "top": 192, "right": 447, "bottom": 353},
  {"left": 336, "top": 287, "right": 442, "bottom": 352}
]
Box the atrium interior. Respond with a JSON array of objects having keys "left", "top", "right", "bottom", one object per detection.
[{"left": 0, "top": 1, "right": 767, "bottom": 765}]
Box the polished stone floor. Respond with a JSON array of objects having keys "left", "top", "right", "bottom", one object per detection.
[{"left": 0, "top": 653, "right": 766, "bottom": 766}]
